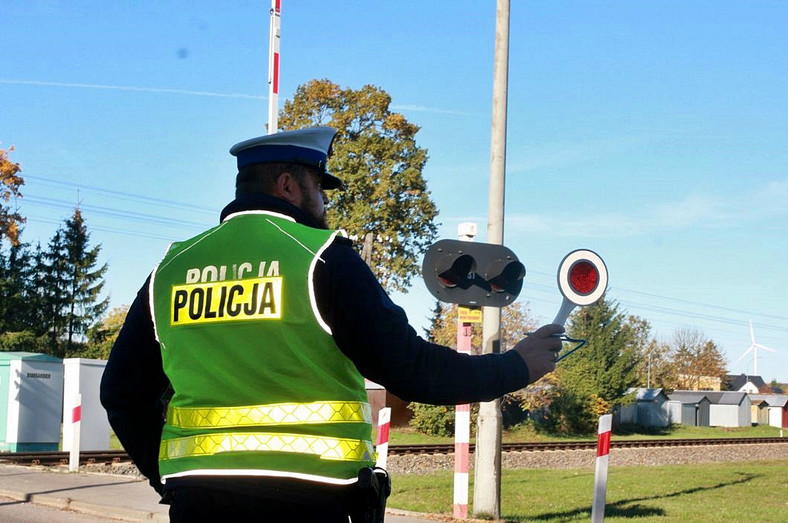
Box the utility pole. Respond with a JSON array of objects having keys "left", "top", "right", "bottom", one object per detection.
[
  {"left": 267, "top": 0, "right": 281, "bottom": 134},
  {"left": 473, "top": 0, "right": 510, "bottom": 519}
]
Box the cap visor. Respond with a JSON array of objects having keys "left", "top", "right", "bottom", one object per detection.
[{"left": 321, "top": 173, "right": 343, "bottom": 190}]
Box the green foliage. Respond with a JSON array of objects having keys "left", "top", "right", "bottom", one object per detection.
[
  {"left": 0, "top": 238, "right": 34, "bottom": 332},
  {"left": 57, "top": 208, "right": 110, "bottom": 356},
  {"left": 408, "top": 403, "right": 459, "bottom": 437},
  {"left": 425, "top": 301, "right": 538, "bottom": 354},
  {"left": 547, "top": 298, "right": 644, "bottom": 435},
  {"left": 407, "top": 398, "right": 529, "bottom": 437},
  {"left": 0, "top": 330, "right": 48, "bottom": 352},
  {"left": 279, "top": 79, "right": 439, "bottom": 292},
  {"left": 83, "top": 306, "right": 129, "bottom": 359},
  {"left": 0, "top": 207, "right": 109, "bottom": 358}
]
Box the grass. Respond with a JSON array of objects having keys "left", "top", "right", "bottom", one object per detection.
[{"left": 388, "top": 459, "right": 788, "bottom": 522}]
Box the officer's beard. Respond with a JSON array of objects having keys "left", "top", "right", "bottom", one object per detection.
[{"left": 300, "top": 191, "right": 329, "bottom": 230}]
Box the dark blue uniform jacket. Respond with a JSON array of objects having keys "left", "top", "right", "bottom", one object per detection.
[{"left": 100, "top": 194, "right": 529, "bottom": 493}]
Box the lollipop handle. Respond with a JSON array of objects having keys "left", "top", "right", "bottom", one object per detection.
[{"left": 552, "top": 297, "right": 576, "bottom": 326}]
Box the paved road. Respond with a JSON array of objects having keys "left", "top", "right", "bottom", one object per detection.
[
  {"left": 0, "top": 465, "right": 437, "bottom": 522},
  {"left": 0, "top": 495, "right": 113, "bottom": 522}
]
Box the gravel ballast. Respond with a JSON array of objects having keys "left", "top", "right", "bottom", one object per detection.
[
  {"left": 83, "top": 442, "right": 788, "bottom": 477},
  {"left": 385, "top": 442, "right": 788, "bottom": 475}
]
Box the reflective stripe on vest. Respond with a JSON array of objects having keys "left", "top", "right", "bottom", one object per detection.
[
  {"left": 167, "top": 401, "right": 372, "bottom": 429},
  {"left": 159, "top": 432, "right": 375, "bottom": 462}
]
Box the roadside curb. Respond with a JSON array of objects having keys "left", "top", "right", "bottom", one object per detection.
[{"left": 0, "top": 487, "right": 166, "bottom": 522}]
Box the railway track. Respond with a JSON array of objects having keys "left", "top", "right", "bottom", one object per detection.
[{"left": 0, "top": 437, "right": 784, "bottom": 466}]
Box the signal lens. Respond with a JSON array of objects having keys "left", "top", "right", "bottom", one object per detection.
[
  {"left": 437, "top": 254, "right": 475, "bottom": 288},
  {"left": 569, "top": 261, "right": 598, "bottom": 295}
]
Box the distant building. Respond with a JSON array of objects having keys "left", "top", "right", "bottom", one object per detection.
[
  {"left": 726, "top": 373, "right": 767, "bottom": 393},
  {"left": 676, "top": 374, "right": 723, "bottom": 391},
  {"left": 668, "top": 391, "right": 711, "bottom": 426},
  {"left": 704, "top": 391, "right": 752, "bottom": 427},
  {"left": 365, "top": 379, "right": 412, "bottom": 427},
  {"left": 749, "top": 394, "right": 788, "bottom": 428},
  {"left": 617, "top": 388, "right": 672, "bottom": 427}
]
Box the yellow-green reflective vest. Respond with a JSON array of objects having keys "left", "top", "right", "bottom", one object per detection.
[{"left": 150, "top": 211, "right": 375, "bottom": 485}]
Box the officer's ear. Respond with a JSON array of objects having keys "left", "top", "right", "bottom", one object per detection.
[{"left": 273, "top": 171, "right": 303, "bottom": 206}]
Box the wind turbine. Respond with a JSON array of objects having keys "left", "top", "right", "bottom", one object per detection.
[{"left": 736, "top": 320, "right": 777, "bottom": 377}]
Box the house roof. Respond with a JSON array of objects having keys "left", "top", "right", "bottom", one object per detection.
[
  {"left": 626, "top": 388, "right": 668, "bottom": 401},
  {"left": 726, "top": 373, "right": 767, "bottom": 391},
  {"left": 702, "top": 391, "right": 750, "bottom": 405},
  {"left": 669, "top": 391, "right": 711, "bottom": 404},
  {"left": 750, "top": 394, "right": 788, "bottom": 408}
]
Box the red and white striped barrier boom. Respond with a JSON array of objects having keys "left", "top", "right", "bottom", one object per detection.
[
  {"left": 267, "top": 0, "right": 281, "bottom": 134},
  {"left": 591, "top": 413, "right": 612, "bottom": 523},
  {"left": 453, "top": 321, "right": 473, "bottom": 519},
  {"left": 375, "top": 407, "right": 391, "bottom": 469}
]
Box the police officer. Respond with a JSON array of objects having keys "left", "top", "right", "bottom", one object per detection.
[{"left": 100, "top": 127, "right": 564, "bottom": 522}]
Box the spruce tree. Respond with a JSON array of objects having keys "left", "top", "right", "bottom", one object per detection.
[
  {"left": 41, "top": 209, "right": 109, "bottom": 357},
  {"left": 550, "top": 297, "right": 643, "bottom": 433},
  {"left": 43, "top": 229, "right": 69, "bottom": 356},
  {"left": 61, "top": 208, "right": 109, "bottom": 356},
  {"left": 0, "top": 238, "right": 34, "bottom": 332}
]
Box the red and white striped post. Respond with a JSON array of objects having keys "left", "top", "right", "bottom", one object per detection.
[
  {"left": 69, "top": 394, "right": 82, "bottom": 472},
  {"left": 453, "top": 319, "right": 473, "bottom": 519},
  {"left": 591, "top": 413, "right": 613, "bottom": 523},
  {"left": 267, "top": 0, "right": 281, "bottom": 134},
  {"left": 376, "top": 407, "right": 391, "bottom": 469}
]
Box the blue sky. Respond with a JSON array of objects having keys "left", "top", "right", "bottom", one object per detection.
[{"left": 2, "top": 1, "right": 786, "bottom": 382}]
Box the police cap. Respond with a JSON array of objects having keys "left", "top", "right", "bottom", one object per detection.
[{"left": 230, "top": 127, "right": 342, "bottom": 190}]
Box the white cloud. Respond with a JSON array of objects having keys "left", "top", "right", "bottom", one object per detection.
[
  {"left": 0, "top": 79, "right": 265, "bottom": 99},
  {"left": 391, "top": 104, "right": 473, "bottom": 116},
  {"left": 453, "top": 180, "right": 787, "bottom": 238}
]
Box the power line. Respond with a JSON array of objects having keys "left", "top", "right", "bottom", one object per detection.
[{"left": 15, "top": 177, "right": 787, "bottom": 345}]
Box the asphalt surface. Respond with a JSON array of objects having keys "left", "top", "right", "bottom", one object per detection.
[{"left": 0, "top": 465, "right": 441, "bottom": 522}]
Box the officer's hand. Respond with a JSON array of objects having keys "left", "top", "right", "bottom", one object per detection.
[{"left": 512, "top": 324, "right": 565, "bottom": 384}]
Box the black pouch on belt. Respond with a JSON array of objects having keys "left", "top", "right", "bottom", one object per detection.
[{"left": 350, "top": 467, "right": 391, "bottom": 523}]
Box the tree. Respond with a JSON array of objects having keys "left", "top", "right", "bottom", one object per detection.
[
  {"left": 670, "top": 328, "right": 727, "bottom": 390},
  {"left": 0, "top": 238, "right": 35, "bottom": 333},
  {"left": 547, "top": 298, "right": 643, "bottom": 434},
  {"left": 61, "top": 208, "right": 110, "bottom": 356},
  {"left": 409, "top": 301, "right": 538, "bottom": 434},
  {"left": 83, "top": 306, "right": 129, "bottom": 359},
  {"left": 636, "top": 338, "right": 677, "bottom": 391},
  {"left": 42, "top": 228, "right": 69, "bottom": 355},
  {"left": 0, "top": 145, "right": 25, "bottom": 246},
  {"left": 424, "top": 301, "right": 538, "bottom": 354},
  {"left": 41, "top": 209, "right": 109, "bottom": 357},
  {"left": 279, "top": 79, "right": 439, "bottom": 292}
]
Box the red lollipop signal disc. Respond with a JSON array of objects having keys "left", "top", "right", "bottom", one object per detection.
[
  {"left": 569, "top": 261, "right": 599, "bottom": 295},
  {"left": 557, "top": 249, "right": 608, "bottom": 307}
]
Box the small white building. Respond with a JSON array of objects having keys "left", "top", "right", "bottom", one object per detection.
[
  {"left": 668, "top": 391, "right": 711, "bottom": 427},
  {"left": 618, "top": 388, "right": 672, "bottom": 427},
  {"left": 751, "top": 394, "right": 788, "bottom": 428},
  {"left": 705, "top": 391, "right": 751, "bottom": 428}
]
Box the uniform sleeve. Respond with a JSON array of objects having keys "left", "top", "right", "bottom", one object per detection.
[
  {"left": 313, "top": 240, "right": 530, "bottom": 405},
  {"left": 100, "top": 277, "right": 170, "bottom": 494}
]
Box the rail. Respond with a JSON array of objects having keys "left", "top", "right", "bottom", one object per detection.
[{"left": 0, "top": 437, "right": 783, "bottom": 466}]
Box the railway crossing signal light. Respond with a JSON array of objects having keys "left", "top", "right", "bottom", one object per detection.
[
  {"left": 422, "top": 239, "right": 525, "bottom": 307},
  {"left": 552, "top": 249, "right": 608, "bottom": 325}
]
